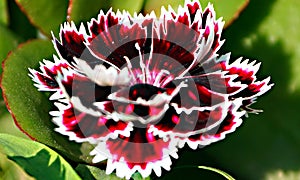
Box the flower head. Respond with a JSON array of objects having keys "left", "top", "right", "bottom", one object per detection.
[{"left": 29, "top": 0, "right": 272, "bottom": 179}]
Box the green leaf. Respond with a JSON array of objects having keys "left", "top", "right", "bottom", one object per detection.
[
  {"left": 200, "top": 0, "right": 249, "bottom": 27},
  {"left": 66, "top": 0, "right": 144, "bottom": 26},
  {"left": 111, "top": 0, "right": 144, "bottom": 15},
  {"left": 76, "top": 164, "right": 152, "bottom": 180},
  {"left": 0, "top": 133, "right": 81, "bottom": 180},
  {"left": 131, "top": 172, "right": 151, "bottom": 180},
  {"left": 0, "top": 24, "right": 21, "bottom": 109},
  {"left": 0, "top": 152, "right": 34, "bottom": 180},
  {"left": 0, "top": 25, "right": 20, "bottom": 73},
  {"left": 143, "top": 0, "right": 185, "bottom": 15},
  {"left": 8, "top": 0, "right": 37, "bottom": 40},
  {"left": 0, "top": 0, "right": 8, "bottom": 25},
  {"left": 143, "top": 0, "right": 248, "bottom": 28},
  {"left": 0, "top": 113, "right": 28, "bottom": 138},
  {"left": 76, "top": 164, "right": 121, "bottom": 180},
  {"left": 15, "top": 0, "right": 68, "bottom": 37},
  {"left": 162, "top": 165, "right": 234, "bottom": 179},
  {"left": 67, "top": 0, "right": 110, "bottom": 25},
  {"left": 1, "top": 40, "right": 92, "bottom": 163},
  {"left": 197, "top": 166, "right": 235, "bottom": 180}
]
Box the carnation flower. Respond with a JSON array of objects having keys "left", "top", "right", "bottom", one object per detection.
[{"left": 29, "top": 0, "right": 272, "bottom": 179}]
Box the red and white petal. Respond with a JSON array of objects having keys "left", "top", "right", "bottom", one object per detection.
[
  {"left": 87, "top": 9, "right": 147, "bottom": 70},
  {"left": 222, "top": 58, "right": 274, "bottom": 100},
  {"left": 29, "top": 56, "right": 75, "bottom": 100},
  {"left": 200, "top": 3, "right": 224, "bottom": 52},
  {"left": 178, "top": 98, "right": 245, "bottom": 149},
  {"left": 149, "top": 99, "right": 231, "bottom": 138},
  {"left": 149, "top": 26, "right": 197, "bottom": 79},
  {"left": 150, "top": 11, "right": 198, "bottom": 78},
  {"left": 167, "top": 75, "right": 228, "bottom": 109},
  {"left": 147, "top": 2, "right": 224, "bottom": 80},
  {"left": 199, "top": 54, "right": 273, "bottom": 102},
  {"left": 70, "top": 71, "right": 120, "bottom": 111},
  {"left": 90, "top": 128, "right": 179, "bottom": 179},
  {"left": 53, "top": 22, "right": 88, "bottom": 66},
  {"left": 88, "top": 9, "right": 121, "bottom": 39},
  {"left": 177, "top": 4, "right": 224, "bottom": 77},
  {"left": 51, "top": 99, "right": 133, "bottom": 143},
  {"left": 232, "top": 77, "right": 272, "bottom": 100},
  {"left": 148, "top": 74, "right": 235, "bottom": 136},
  {"left": 222, "top": 57, "right": 262, "bottom": 84},
  {"left": 174, "top": 72, "right": 247, "bottom": 96},
  {"left": 185, "top": 0, "right": 202, "bottom": 29},
  {"left": 237, "top": 77, "right": 273, "bottom": 114}
]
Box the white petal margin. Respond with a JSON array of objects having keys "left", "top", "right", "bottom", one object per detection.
[
  {"left": 178, "top": 98, "right": 246, "bottom": 149},
  {"left": 90, "top": 137, "right": 179, "bottom": 179}
]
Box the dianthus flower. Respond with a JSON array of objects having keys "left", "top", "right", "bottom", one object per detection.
[{"left": 29, "top": 0, "right": 272, "bottom": 178}]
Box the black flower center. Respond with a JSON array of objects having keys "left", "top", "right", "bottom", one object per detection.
[
  {"left": 128, "top": 84, "right": 164, "bottom": 118},
  {"left": 129, "top": 84, "right": 164, "bottom": 101}
]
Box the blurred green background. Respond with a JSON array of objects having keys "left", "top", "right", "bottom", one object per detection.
[{"left": 1, "top": 0, "right": 300, "bottom": 179}]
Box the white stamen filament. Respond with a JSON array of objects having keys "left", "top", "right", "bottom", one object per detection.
[
  {"left": 123, "top": 56, "right": 137, "bottom": 83},
  {"left": 177, "top": 37, "right": 207, "bottom": 79},
  {"left": 169, "top": 80, "right": 188, "bottom": 98},
  {"left": 160, "top": 76, "right": 174, "bottom": 87},
  {"left": 135, "top": 42, "right": 148, "bottom": 83},
  {"left": 145, "top": 37, "right": 154, "bottom": 78},
  {"left": 153, "top": 69, "right": 170, "bottom": 87}
]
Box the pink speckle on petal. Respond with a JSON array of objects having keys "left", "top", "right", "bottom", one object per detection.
[
  {"left": 172, "top": 115, "right": 180, "bottom": 124},
  {"left": 125, "top": 104, "right": 134, "bottom": 114},
  {"left": 188, "top": 90, "right": 198, "bottom": 101}
]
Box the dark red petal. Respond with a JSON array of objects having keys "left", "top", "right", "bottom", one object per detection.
[
  {"left": 88, "top": 12, "right": 147, "bottom": 69},
  {"left": 177, "top": 11, "right": 190, "bottom": 26},
  {"left": 71, "top": 74, "right": 113, "bottom": 108},
  {"left": 54, "top": 23, "right": 87, "bottom": 65},
  {"left": 166, "top": 76, "right": 226, "bottom": 109},
  {"left": 201, "top": 5, "right": 214, "bottom": 29},
  {"left": 212, "top": 22, "right": 222, "bottom": 51},
  {"left": 88, "top": 10, "right": 120, "bottom": 39},
  {"left": 31, "top": 70, "right": 59, "bottom": 90},
  {"left": 176, "top": 73, "right": 245, "bottom": 96},
  {"left": 151, "top": 19, "right": 198, "bottom": 71},
  {"left": 231, "top": 81, "right": 266, "bottom": 99},
  {"left": 230, "top": 77, "right": 272, "bottom": 114},
  {"left": 186, "top": 1, "right": 201, "bottom": 23},
  {"left": 111, "top": 83, "right": 165, "bottom": 101}
]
